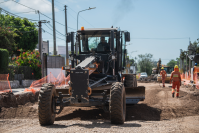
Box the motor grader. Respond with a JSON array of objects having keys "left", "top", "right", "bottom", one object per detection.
[{"left": 38, "top": 27, "right": 145, "bottom": 125}]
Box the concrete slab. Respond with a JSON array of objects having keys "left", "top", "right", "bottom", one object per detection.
[
  {"left": 11, "top": 87, "right": 41, "bottom": 95},
  {"left": 12, "top": 88, "right": 26, "bottom": 95}
]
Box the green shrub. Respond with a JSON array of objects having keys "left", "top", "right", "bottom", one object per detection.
[
  {"left": 11, "top": 49, "right": 41, "bottom": 79},
  {"left": 0, "top": 48, "right": 9, "bottom": 73}
]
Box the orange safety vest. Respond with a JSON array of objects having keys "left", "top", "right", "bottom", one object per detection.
[
  {"left": 160, "top": 70, "right": 167, "bottom": 78},
  {"left": 170, "top": 70, "right": 181, "bottom": 82},
  {"left": 194, "top": 66, "right": 199, "bottom": 73}
]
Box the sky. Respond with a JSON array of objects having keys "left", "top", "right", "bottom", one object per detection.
[{"left": 0, "top": 0, "right": 199, "bottom": 65}]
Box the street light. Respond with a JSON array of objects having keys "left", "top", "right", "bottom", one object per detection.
[{"left": 77, "top": 7, "right": 96, "bottom": 30}]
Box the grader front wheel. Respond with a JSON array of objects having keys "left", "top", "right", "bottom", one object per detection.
[
  {"left": 110, "top": 82, "right": 126, "bottom": 124},
  {"left": 38, "top": 83, "right": 56, "bottom": 125}
]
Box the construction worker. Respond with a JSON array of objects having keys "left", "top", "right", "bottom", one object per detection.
[
  {"left": 193, "top": 63, "right": 199, "bottom": 79},
  {"left": 193, "top": 63, "right": 198, "bottom": 72},
  {"left": 193, "top": 63, "right": 199, "bottom": 87},
  {"left": 160, "top": 67, "right": 167, "bottom": 87},
  {"left": 170, "top": 65, "right": 181, "bottom": 98}
]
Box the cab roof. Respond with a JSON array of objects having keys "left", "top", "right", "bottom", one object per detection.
[{"left": 77, "top": 28, "right": 119, "bottom": 32}]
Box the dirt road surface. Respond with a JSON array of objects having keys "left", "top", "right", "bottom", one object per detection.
[{"left": 0, "top": 82, "right": 199, "bottom": 133}]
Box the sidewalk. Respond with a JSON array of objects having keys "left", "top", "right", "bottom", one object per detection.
[{"left": 1, "top": 87, "right": 40, "bottom": 95}]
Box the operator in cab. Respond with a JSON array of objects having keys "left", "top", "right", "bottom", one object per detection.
[{"left": 97, "top": 36, "right": 110, "bottom": 52}]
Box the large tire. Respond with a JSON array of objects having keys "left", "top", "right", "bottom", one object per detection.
[
  {"left": 110, "top": 82, "right": 126, "bottom": 124},
  {"left": 124, "top": 74, "right": 133, "bottom": 87},
  {"left": 38, "top": 83, "right": 56, "bottom": 125}
]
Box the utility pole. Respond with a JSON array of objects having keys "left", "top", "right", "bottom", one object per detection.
[
  {"left": 52, "top": 0, "right": 56, "bottom": 55},
  {"left": 38, "top": 20, "right": 48, "bottom": 78},
  {"left": 64, "top": 5, "right": 69, "bottom": 66},
  {"left": 38, "top": 21, "right": 43, "bottom": 78},
  {"left": 180, "top": 49, "right": 182, "bottom": 72},
  {"left": 186, "top": 53, "right": 187, "bottom": 73},
  {"left": 38, "top": 21, "right": 42, "bottom": 59},
  {"left": 71, "top": 32, "right": 74, "bottom": 68}
]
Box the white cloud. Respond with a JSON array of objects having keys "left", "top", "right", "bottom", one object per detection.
[{"left": 0, "top": 0, "right": 58, "bottom": 14}]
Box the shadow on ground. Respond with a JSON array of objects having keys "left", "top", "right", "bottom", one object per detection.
[
  {"left": 45, "top": 121, "right": 141, "bottom": 129},
  {"left": 55, "top": 104, "right": 161, "bottom": 122},
  {"left": 47, "top": 104, "right": 161, "bottom": 129}
]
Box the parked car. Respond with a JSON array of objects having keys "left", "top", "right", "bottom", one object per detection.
[{"left": 140, "top": 72, "right": 148, "bottom": 79}]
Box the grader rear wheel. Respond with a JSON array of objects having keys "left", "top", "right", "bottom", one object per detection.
[{"left": 38, "top": 83, "right": 56, "bottom": 125}]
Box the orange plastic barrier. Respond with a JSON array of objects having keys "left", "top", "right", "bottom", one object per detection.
[
  {"left": 181, "top": 72, "right": 199, "bottom": 89},
  {"left": 0, "top": 74, "right": 12, "bottom": 93},
  {"left": 29, "top": 72, "right": 58, "bottom": 87},
  {"left": 194, "top": 73, "right": 199, "bottom": 89},
  {"left": 25, "top": 71, "right": 69, "bottom": 94},
  {"left": 24, "top": 66, "right": 99, "bottom": 94}
]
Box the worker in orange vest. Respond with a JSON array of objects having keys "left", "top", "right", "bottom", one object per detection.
[
  {"left": 160, "top": 67, "right": 167, "bottom": 87},
  {"left": 170, "top": 65, "right": 181, "bottom": 98},
  {"left": 193, "top": 63, "right": 199, "bottom": 80}
]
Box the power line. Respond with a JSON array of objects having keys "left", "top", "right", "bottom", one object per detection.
[
  {"left": 54, "top": 0, "right": 65, "bottom": 5},
  {"left": 39, "top": 12, "right": 75, "bottom": 30},
  {"left": 131, "top": 37, "right": 189, "bottom": 40},
  {"left": 47, "top": 23, "right": 65, "bottom": 36},
  {"left": 40, "top": 0, "right": 51, "bottom": 6},
  {"left": 10, "top": 0, "right": 65, "bottom": 26},
  {"left": 54, "top": 3, "right": 64, "bottom": 11},
  {"left": 0, "top": 8, "right": 39, "bottom": 21},
  {"left": 15, "top": 11, "right": 36, "bottom": 14},
  {"left": 68, "top": 6, "right": 95, "bottom": 28},
  {"left": 40, "top": 12, "right": 65, "bottom": 26},
  {"left": 0, "top": 0, "right": 11, "bottom": 4},
  {"left": 44, "top": 23, "right": 65, "bottom": 36},
  {"left": 12, "top": 0, "right": 36, "bottom": 11},
  {"left": 43, "top": 29, "right": 65, "bottom": 41},
  {"left": 53, "top": 0, "right": 84, "bottom": 28},
  {"left": 40, "top": 0, "right": 63, "bottom": 11},
  {"left": 4, "top": 0, "right": 76, "bottom": 30}
]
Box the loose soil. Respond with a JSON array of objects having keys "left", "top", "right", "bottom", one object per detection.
[{"left": 0, "top": 83, "right": 199, "bottom": 132}]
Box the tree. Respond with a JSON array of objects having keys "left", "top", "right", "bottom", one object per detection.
[
  {"left": 129, "top": 58, "right": 135, "bottom": 66},
  {"left": 0, "top": 14, "right": 38, "bottom": 55},
  {"left": 188, "top": 39, "right": 199, "bottom": 55},
  {"left": 137, "top": 53, "right": 154, "bottom": 75},
  {"left": 0, "top": 26, "right": 18, "bottom": 55},
  {"left": 167, "top": 59, "right": 177, "bottom": 67}
]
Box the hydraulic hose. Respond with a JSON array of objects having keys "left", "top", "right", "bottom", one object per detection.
[{"left": 105, "top": 61, "right": 110, "bottom": 74}]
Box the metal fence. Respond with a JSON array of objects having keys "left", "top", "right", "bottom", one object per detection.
[
  {"left": 7, "top": 66, "right": 34, "bottom": 80},
  {"left": 1, "top": 56, "right": 65, "bottom": 81},
  {"left": 47, "top": 56, "right": 65, "bottom": 68}
]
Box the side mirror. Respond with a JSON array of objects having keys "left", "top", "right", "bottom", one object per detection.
[
  {"left": 125, "top": 32, "right": 130, "bottom": 42},
  {"left": 67, "top": 33, "right": 71, "bottom": 42}
]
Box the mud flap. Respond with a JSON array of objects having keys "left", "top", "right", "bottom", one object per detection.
[{"left": 125, "top": 86, "right": 145, "bottom": 104}]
